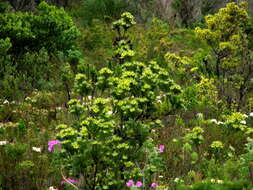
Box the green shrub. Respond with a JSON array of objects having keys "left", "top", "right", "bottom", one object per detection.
[
  {"left": 195, "top": 2, "right": 253, "bottom": 110},
  {"left": 0, "top": 2, "right": 80, "bottom": 100},
  {"left": 53, "top": 12, "right": 183, "bottom": 189},
  {"left": 179, "top": 180, "right": 251, "bottom": 190}
]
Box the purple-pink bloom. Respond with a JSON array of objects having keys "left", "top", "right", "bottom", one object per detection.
[
  {"left": 48, "top": 140, "right": 61, "bottom": 152},
  {"left": 151, "top": 182, "right": 158, "bottom": 188},
  {"left": 126, "top": 179, "right": 134, "bottom": 187},
  {"left": 61, "top": 178, "right": 78, "bottom": 184},
  {"left": 159, "top": 144, "right": 165, "bottom": 153},
  {"left": 135, "top": 181, "right": 143, "bottom": 187}
]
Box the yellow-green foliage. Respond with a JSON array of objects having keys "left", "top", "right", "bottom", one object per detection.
[
  {"left": 195, "top": 2, "right": 253, "bottom": 110},
  {"left": 196, "top": 2, "right": 248, "bottom": 49},
  {"left": 54, "top": 13, "right": 183, "bottom": 189},
  {"left": 196, "top": 76, "right": 219, "bottom": 109},
  {"left": 210, "top": 141, "right": 224, "bottom": 149}
]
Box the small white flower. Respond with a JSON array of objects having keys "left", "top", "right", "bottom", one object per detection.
[
  {"left": 249, "top": 112, "right": 253, "bottom": 117},
  {"left": 196, "top": 113, "right": 203, "bottom": 118},
  {"left": 25, "top": 97, "right": 32, "bottom": 102},
  {"left": 243, "top": 114, "right": 248, "bottom": 118},
  {"left": 107, "top": 111, "right": 113, "bottom": 115},
  {"left": 174, "top": 178, "right": 180, "bottom": 183},
  {"left": 210, "top": 119, "right": 218, "bottom": 124},
  {"left": 217, "top": 121, "right": 224, "bottom": 125},
  {"left": 3, "top": 100, "right": 9, "bottom": 105},
  {"left": 174, "top": 177, "right": 184, "bottom": 183},
  {"left": 56, "top": 107, "right": 62, "bottom": 111},
  {"left": 87, "top": 96, "right": 92, "bottom": 100},
  {"left": 0, "top": 141, "right": 8, "bottom": 146},
  {"left": 157, "top": 100, "right": 162, "bottom": 104},
  {"left": 156, "top": 96, "right": 161, "bottom": 100},
  {"left": 158, "top": 175, "right": 164, "bottom": 178},
  {"left": 49, "top": 186, "right": 58, "bottom": 190},
  {"left": 240, "top": 120, "right": 246, "bottom": 125},
  {"left": 32, "top": 147, "right": 41, "bottom": 153},
  {"left": 217, "top": 180, "right": 223, "bottom": 184}
]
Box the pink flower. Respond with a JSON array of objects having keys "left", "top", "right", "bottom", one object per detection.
[
  {"left": 126, "top": 179, "right": 134, "bottom": 187},
  {"left": 151, "top": 182, "right": 158, "bottom": 188},
  {"left": 135, "top": 181, "right": 143, "bottom": 187},
  {"left": 48, "top": 140, "right": 61, "bottom": 152},
  {"left": 159, "top": 144, "right": 165, "bottom": 153},
  {"left": 126, "top": 180, "right": 143, "bottom": 188},
  {"left": 61, "top": 178, "right": 78, "bottom": 184}
]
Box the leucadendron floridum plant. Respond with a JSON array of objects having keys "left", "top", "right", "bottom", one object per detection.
[{"left": 54, "top": 12, "right": 183, "bottom": 189}]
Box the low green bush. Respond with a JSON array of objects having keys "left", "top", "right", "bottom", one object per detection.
[
  {"left": 179, "top": 180, "right": 251, "bottom": 190},
  {"left": 0, "top": 2, "right": 80, "bottom": 100}
]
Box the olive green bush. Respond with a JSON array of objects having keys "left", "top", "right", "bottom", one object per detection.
[
  {"left": 178, "top": 180, "right": 251, "bottom": 190},
  {"left": 53, "top": 12, "right": 183, "bottom": 189},
  {"left": 195, "top": 2, "right": 253, "bottom": 110},
  {"left": 0, "top": 1, "right": 80, "bottom": 100}
]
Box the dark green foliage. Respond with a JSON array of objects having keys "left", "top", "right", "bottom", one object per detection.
[
  {"left": 179, "top": 180, "right": 251, "bottom": 190},
  {"left": 201, "top": 0, "right": 220, "bottom": 15},
  {"left": 81, "top": 0, "right": 129, "bottom": 25},
  {"left": 0, "top": 2, "right": 79, "bottom": 99},
  {"left": 2, "top": 1, "right": 253, "bottom": 189},
  {"left": 0, "top": 2, "right": 79, "bottom": 58},
  {"left": 54, "top": 12, "right": 183, "bottom": 189},
  {"left": 0, "top": 1, "right": 9, "bottom": 13}
]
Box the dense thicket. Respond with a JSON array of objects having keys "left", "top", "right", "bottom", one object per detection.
[
  {"left": 1, "top": 1, "right": 253, "bottom": 190},
  {"left": 0, "top": 1, "right": 79, "bottom": 99}
]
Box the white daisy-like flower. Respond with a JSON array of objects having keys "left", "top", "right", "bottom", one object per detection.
[
  {"left": 249, "top": 112, "right": 253, "bottom": 117},
  {"left": 87, "top": 96, "right": 92, "bottom": 100},
  {"left": 217, "top": 180, "right": 224, "bottom": 184},
  {"left": 217, "top": 121, "right": 224, "bottom": 125},
  {"left": 240, "top": 120, "right": 246, "bottom": 125},
  {"left": 49, "top": 186, "right": 58, "bottom": 190},
  {"left": 210, "top": 119, "right": 218, "bottom": 124},
  {"left": 243, "top": 114, "right": 248, "bottom": 118},
  {"left": 3, "top": 100, "right": 9, "bottom": 105},
  {"left": 56, "top": 107, "right": 62, "bottom": 111},
  {"left": 210, "top": 179, "right": 215, "bottom": 183},
  {"left": 32, "top": 147, "right": 41, "bottom": 153},
  {"left": 25, "top": 97, "right": 32, "bottom": 102},
  {"left": 0, "top": 141, "right": 8, "bottom": 145},
  {"left": 157, "top": 100, "right": 162, "bottom": 104}
]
